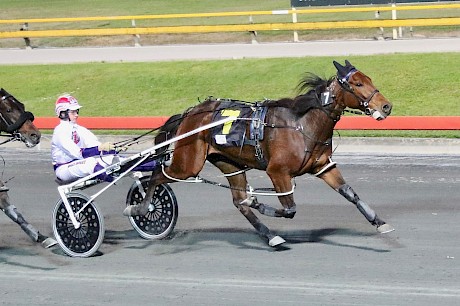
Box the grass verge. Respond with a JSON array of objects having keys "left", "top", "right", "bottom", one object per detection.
[{"left": 1, "top": 52, "right": 459, "bottom": 137}]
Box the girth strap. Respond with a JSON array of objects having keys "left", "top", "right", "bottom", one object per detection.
[
  {"left": 244, "top": 105, "right": 269, "bottom": 169},
  {"left": 249, "top": 105, "right": 268, "bottom": 141}
]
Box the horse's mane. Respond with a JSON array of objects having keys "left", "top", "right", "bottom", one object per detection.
[
  {"left": 168, "top": 73, "right": 335, "bottom": 130},
  {"left": 263, "top": 73, "right": 334, "bottom": 116},
  {"left": 296, "top": 73, "right": 333, "bottom": 95}
]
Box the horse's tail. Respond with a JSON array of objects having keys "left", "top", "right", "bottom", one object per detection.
[{"left": 155, "top": 113, "right": 182, "bottom": 154}]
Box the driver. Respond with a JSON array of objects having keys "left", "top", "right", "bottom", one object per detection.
[{"left": 51, "top": 94, "right": 155, "bottom": 183}]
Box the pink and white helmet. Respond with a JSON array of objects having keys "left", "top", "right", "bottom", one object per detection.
[{"left": 55, "top": 94, "right": 82, "bottom": 117}]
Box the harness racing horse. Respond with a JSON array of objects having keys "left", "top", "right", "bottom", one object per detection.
[
  {"left": 124, "top": 60, "right": 395, "bottom": 247},
  {"left": 0, "top": 88, "right": 56, "bottom": 248}
]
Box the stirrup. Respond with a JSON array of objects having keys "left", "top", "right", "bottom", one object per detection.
[{"left": 110, "top": 156, "right": 121, "bottom": 173}]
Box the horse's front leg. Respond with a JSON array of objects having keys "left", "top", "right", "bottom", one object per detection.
[
  {"left": 0, "top": 185, "right": 57, "bottom": 248},
  {"left": 318, "top": 167, "right": 394, "bottom": 233},
  {"left": 264, "top": 172, "right": 297, "bottom": 219}
]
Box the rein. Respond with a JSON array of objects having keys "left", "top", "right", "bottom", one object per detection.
[
  {"left": 0, "top": 133, "right": 22, "bottom": 146},
  {"left": 111, "top": 127, "right": 160, "bottom": 149}
]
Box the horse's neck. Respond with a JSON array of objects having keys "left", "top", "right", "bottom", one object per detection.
[
  {"left": 310, "top": 110, "right": 335, "bottom": 137},
  {"left": 299, "top": 80, "right": 347, "bottom": 141},
  {"left": 326, "top": 79, "right": 347, "bottom": 122}
]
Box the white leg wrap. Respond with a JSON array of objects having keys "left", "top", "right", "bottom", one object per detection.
[{"left": 269, "top": 236, "right": 286, "bottom": 247}]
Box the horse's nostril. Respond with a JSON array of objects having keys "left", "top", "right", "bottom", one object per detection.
[
  {"left": 383, "top": 103, "right": 392, "bottom": 114},
  {"left": 31, "top": 133, "right": 40, "bottom": 143}
]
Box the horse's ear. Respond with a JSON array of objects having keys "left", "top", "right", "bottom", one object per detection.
[
  {"left": 345, "top": 60, "right": 356, "bottom": 71},
  {"left": 333, "top": 61, "right": 348, "bottom": 78},
  {"left": 333, "top": 60, "right": 343, "bottom": 71}
]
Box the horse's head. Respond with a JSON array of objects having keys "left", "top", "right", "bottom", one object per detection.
[
  {"left": 333, "top": 60, "right": 392, "bottom": 120},
  {"left": 0, "top": 88, "right": 41, "bottom": 147}
]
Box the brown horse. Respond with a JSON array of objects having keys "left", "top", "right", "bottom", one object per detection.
[
  {"left": 0, "top": 88, "right": 55, "bottom": 248},
  {"left": 124, "top": 60, "right": 394, "bottom": 247}
]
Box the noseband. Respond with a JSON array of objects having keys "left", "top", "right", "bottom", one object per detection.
[
  {"left": 337, "top": 70, "right": 379, "bottom": 116},
  {"left": 0, "top": 93, "right": 35, "bottom": 144},
  {"left": 0, "top": 93, "right": 35, "bottom": 133}
]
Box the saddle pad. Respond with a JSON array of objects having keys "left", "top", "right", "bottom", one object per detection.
[{"left": 211, "top": 101, "right": 252, "bottom": 147}]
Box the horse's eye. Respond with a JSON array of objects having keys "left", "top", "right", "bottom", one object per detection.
[
  {"left": 6, "top": 109, "right": 11, "bottom": 113},
  {"left": 355, "top": 83, "right": 363, "bottom": 87}
]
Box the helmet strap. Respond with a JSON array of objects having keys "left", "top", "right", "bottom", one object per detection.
[{"left": 58, "top": 110, "right": 70, "bottom": 120}]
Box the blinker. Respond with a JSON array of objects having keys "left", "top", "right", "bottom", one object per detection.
[{"left": 337, "top": 77, "right": 353, "bottom": 92}]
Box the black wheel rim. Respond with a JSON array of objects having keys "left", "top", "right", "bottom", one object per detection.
[
  {"left": 129, "top": 182, "right": 176, "bottom": 236},
  {"left": 54, "top": 196, "right": 102, "bottom": 254}
]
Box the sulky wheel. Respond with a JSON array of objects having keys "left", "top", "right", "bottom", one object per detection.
[
  {"left": 126, "top": 177, "right": 178, "bottom": 240},
  {"left": 52, "top": 192, "right": 104, "bottom": 258}
]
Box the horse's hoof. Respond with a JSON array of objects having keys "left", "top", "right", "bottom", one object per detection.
[
  {"left": 377, "top": 223, "right": 395, "bottom": 234},
  {"left": 123, "top": 206, "right": 134, "bottom": 216},
  {"left": 269, "top": 236, "right": 286, "bottom": 247},
  {"left": 41, "top": 237, "right": 58, "bottom": 249}
]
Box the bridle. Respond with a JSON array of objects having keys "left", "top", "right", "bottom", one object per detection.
[
  {"left": 0, "top": 91, "right": 35, "bottom": 145},
  {"left": 336, "top": 69, "right": 380, "bottom": 116}
]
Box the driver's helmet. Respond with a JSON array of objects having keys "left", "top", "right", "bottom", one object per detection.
[{"left": 55, "top": 94, "right": 82, "bottom": 118}]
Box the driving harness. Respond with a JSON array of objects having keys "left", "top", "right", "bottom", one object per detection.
[{"left": 211, "top": 98, "right": 269, "bottom": 168}]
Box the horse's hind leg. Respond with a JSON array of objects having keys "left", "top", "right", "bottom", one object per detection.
[
  {"left": 0, "top": 184, "right": 57, "bottom": 248},
  {"left": 124, "top": 138, "right": 208, "bottom": 216},
  {"left": 238, "top": 203, "right": 286, "bottom": 247},
  {"left": 210, "top": 157, "right": 285, "bottom": 247},
  {"left": 318, "top": 167, "right": 394, "bottom": 233}
]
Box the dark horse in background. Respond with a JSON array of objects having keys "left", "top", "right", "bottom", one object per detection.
[
  {"left": 0, "top": 88, "right": 56, "bottom": 248},
  {"left": 124, "top": 60, "right": 394, "bottom": 247}
]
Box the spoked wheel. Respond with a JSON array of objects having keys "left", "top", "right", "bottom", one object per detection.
[
  {"left": 52, "top": 192, "right": 104, "bottom": 257},
  {"left": 126, "top": 177, "right": 178, "bottom": 240}
]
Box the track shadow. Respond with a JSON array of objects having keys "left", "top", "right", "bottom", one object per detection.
[
  {"left": 0, "top": 247, "right": 57, "bottom": 270},
  {"left": 104, "top": 229, "right": 139, "bottom": 244},
  {"left": 105, "top": 228, "right": 272, "bottom": 253},
  {"left": 103, "top": 226, "right": 391, "bottom": 254},
  {"left": 280, "top": 228, "right": 392, "bottom": 253}
]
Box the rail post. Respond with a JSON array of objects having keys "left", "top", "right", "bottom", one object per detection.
[
  {"left": 391, "top": 3, "right": 398, "bottom": 40},
  {"left": 292, "top": 7, "right": 299, "bottom": 42},
  {"left": 20, "top": 22, "right": 32, "bottom": 49},
  {"left": 131, "top": 19, "right": 141, "bottom": 47},
  {"left": 249, "top": 15, "right": 258, "bottom": 44},
  {"left": 375, "top": 10, "right": 385, "bottom": 40}
]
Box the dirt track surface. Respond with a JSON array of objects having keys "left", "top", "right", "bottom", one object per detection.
[
  {"left": 1, "top": 40, "right": 459, "bottom": 305},
  {"left": 1, "top": 37, "right": 460, "bottom": 65},
  {"left": 0, "top": 148, "right": 459, "bottom": 305}
]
